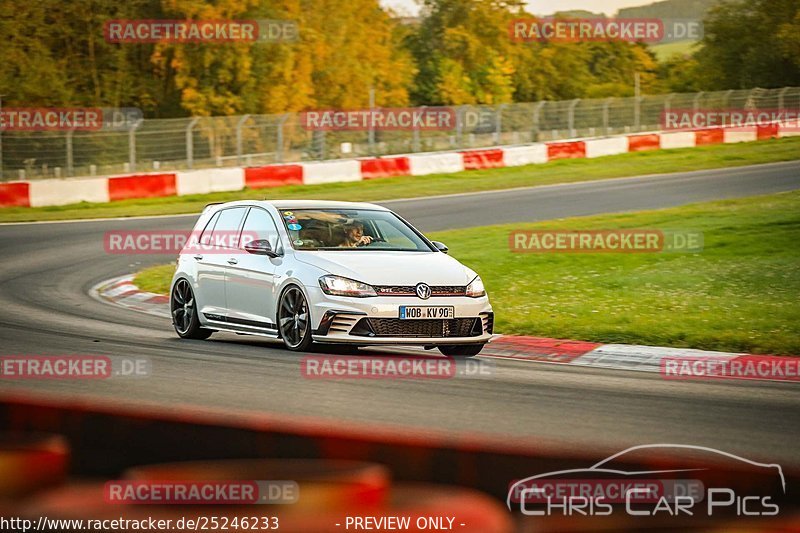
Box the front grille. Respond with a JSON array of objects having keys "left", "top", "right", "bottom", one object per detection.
[
  {"left": 374, "top": 285, "right": 467, "bottom": 297},
  {"left": 352, "top": 318, "right": 481, "bottom": 338}
]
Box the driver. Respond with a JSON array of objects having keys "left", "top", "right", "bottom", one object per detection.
[{"left": 342, "top": 222, "right": 373, "bottom": 247}]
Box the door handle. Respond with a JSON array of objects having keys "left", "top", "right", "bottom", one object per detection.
[
  {"left": 227, "top": 258, "right": 238, "bottom": 265},
  {"left": 193, "top": 255, "right": 203, "bottom": 261}
]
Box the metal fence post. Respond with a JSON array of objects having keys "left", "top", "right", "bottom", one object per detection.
[
  {"left": 412, "top": 106, "right": 425, "bottom": 152},
  {"left": 128, "top": 121, "right": 140, "bottom": 173},
  {"left": 186, "top": 117, "right": 199, "bottom": 169},
  {"left": 568, "top": 99, "right": 579, "bottom": 138},
  {"left": 495, "top": 104, "right": 506, "bottom": 144},
  {"left": 0, "top": 95, "right": 4, "bottom": 180},
  {"left": 66, "top": 129, "right": 75, "bottom": 177},
  {"left": 368, "top": 87, "right": 376, "bottom": 156},
  {"left": 532, "top": 101, "right": 545, "bottom": 141},
  {"left": 602, "top": 98, "right": 612, "bottom": 136},
  {"left": 276, "top": 114, "right": 288, "bottom": 163},
  {"left": 693, "top": 91, "right": 704, "bottom": 112},
  {"left": 236, "top": 114, "right": 250, "bottom": 166},
  {"left": 778, "top": 86, "right": 790, "bottom": 110}
]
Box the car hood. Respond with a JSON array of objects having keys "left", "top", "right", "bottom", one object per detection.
[{"left": 294, "top": 250, "right": 476, "bottom": 286}]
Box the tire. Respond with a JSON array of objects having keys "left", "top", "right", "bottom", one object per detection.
[
  {"left": 438, "top": 344, "right": 485, "bottom": 357},
  {"left": 170, "top": 279, "right": 212, "bottom": 340},
  {"left": 278, "top": 285, "right": 313, "bottom": 352}
]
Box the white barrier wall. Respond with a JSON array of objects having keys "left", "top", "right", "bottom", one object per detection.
[
  {"left": 302, "top": 160, "right": 361, "bottom": 185},
  {"left": 779, "top": 120, "right": 800, "bottom": 137},
  {"left": 585, "top": 137, "right": 629, "bottom": 158},
  {"left": 29, "top": 177, "right": 109, "bottom": 207},
  {"left": 660, "top": 132, "right": 696, "bottom": 149},
  {"left": 723, "top": 129, "right": 758, "bottom": 143},
  {"left": 503, "top": 144, "right": 547, "bottom": 167},
  {"left": 176, "top": 168, "right": 245, "bottom": 196},
  {"left": 408, "top": 152, "right": 465, "bottom": 176}
]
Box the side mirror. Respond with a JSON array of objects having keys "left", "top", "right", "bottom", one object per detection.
[
  {"left": 431, "top": 241, "right": 449, "bottom": 254},
  {"left": 244, "top": 239, "right": 280, "bottom": 258}
]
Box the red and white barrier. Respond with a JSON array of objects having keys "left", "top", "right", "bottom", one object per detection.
[{"left": 2, "top": 121, "right": 795, "bottom": 208}]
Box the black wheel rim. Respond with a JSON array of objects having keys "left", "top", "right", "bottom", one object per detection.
[
  {"left": 171, "top": 279, "right": 194, "bottom": 335},
  {"left": 279, "top": 287, "right": 309, "bottom": 348}
]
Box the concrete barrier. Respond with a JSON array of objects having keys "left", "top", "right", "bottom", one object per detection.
[
  {"left": 360, "top": 157, "right": 411, "bottom": 179},
  {"left": 547, "top": 141, "right": 586, "bottom": 160},
  {"left": 0, "top": 182, "right": 31, "bottom": 207},
  {"left": 585, "top": 137, "right": 628, "bottom": 158},
  {"left": 695, "top": 128, "right": 725, "bottom": 146},
  {"left": 660, "top": 131, "right": 696, "bottom": 149},
  {"left": 461, "top": 149, "right": 505, "bottom": 170},
  {"left": 628, "top": 134, "right": 661, "bottom": 152},
  {"left": 29, "top": 177, "right": 110, "bottom": 207},
  {"left": 302, "top": 160, "right": 362, "bottom": 185},
  {"left": 176, "top": 168, "right": 245, "bottom": 196},
  {"left": 408, "top": 152, "right": 465, "bottom": 176},
  {"left": 108, "top": 173, "right": 177, "bottom": 202},
  {"left": 245, "top": 164, "right": 304, "bottom": 188},
  {"left": 503, "top": 144, "right": 547, "bottom": 167},
  {"left": 723, "top": 128, "right": 758, "bottom": 144}
]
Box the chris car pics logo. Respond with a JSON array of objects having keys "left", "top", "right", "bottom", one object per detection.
[{"left": 507, "top": 444, "right": 785, "bottom": 518}]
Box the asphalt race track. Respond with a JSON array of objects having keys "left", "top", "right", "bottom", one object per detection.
[{"left": 1, "top": 161, "right": 799, "bottom": 467}]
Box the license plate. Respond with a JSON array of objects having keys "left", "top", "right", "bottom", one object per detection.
[{"left": 399, "top": 306, "right": 455, "bottom": 320}]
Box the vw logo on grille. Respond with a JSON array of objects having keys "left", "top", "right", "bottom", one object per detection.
[{"left": 415, "top": 283, "right": 432, "bottom": 300}]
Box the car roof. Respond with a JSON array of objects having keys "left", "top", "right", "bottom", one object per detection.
[{"left": 206, "top": 199, "right": 390, "bottom": 212}]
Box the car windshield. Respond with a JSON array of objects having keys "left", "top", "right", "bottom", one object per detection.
[{"left": 279, "top": 209, "right": 433, "bottom": 252}]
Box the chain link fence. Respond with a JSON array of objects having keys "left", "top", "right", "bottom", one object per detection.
[{"left": 1, "top": 86, "right": 798, "bottom": 181}]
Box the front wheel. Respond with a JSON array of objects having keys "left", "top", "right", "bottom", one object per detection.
[
  {"left": 171, "top": 279, "right": 212, "bottom": 340},
  {"left": 278, "top": 286, "right": 313, "bottom": 352},
  {"left": 438, "top": 344, "right": 485, "bottom": 357}
]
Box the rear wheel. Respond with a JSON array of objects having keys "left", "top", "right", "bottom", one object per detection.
[
  {"left": 171, "top": 279, "right": 212, "bottom": 340},
  {"left": 438, "top": 344, "right": 484, "bottom": 357},
  {"left": 278, "top": 286, "right": 313, "bottom": 352}
]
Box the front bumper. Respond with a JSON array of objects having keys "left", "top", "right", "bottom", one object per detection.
[{"left": 305, "top": 285, "right": 493, "bottom": 346}]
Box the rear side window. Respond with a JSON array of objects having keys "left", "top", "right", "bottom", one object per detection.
[
  {"left": 199, "top": 211, "right": 220, "bottom": 245},
  {"left": 206, "top": 207, "right": 247, "bottom": 249}
]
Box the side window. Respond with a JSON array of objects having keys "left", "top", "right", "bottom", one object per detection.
[
  {"left": 199, "top": 211, "right": 220, "bottom": 245},
  {"left": 240, "top": 208, "right": 280, "bottom": 249},
  {"left": 208, "top": 207, "right": 247, "bottom": 249},
  {"left": 375, "top": 219, "right": 416, "bottom": 248}
]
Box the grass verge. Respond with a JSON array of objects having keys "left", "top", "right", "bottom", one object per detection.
[
  {"left": 3, "top": 136, "right": 800, "bottom": 223},
  {"left": 135, "top": 191, "right": 799, "bottom": 355}
]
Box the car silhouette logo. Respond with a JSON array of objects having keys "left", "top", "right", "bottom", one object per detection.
[{"left": 415, "top": 283, "right": 431, "bottom": 299}]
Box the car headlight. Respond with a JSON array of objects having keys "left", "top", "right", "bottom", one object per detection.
[
  {"left": 465, "top": 276, "right": 486, "bottom": 298},
  {"left": 319, "top": 275, "right": 377, "bottom": 297}
]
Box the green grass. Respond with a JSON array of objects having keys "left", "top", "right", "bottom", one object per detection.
[
  {"left": 135, "top": 191, "right": 800, "bottom": 355},
  {"left": 2, "top": 136, "right": 800, "bottom": 223},
  {"left": 134, "top": 263, "right": 176, "bottom": 295},
  {"left": 650, "top": 39, "right": 699, "bottom": 61}
]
